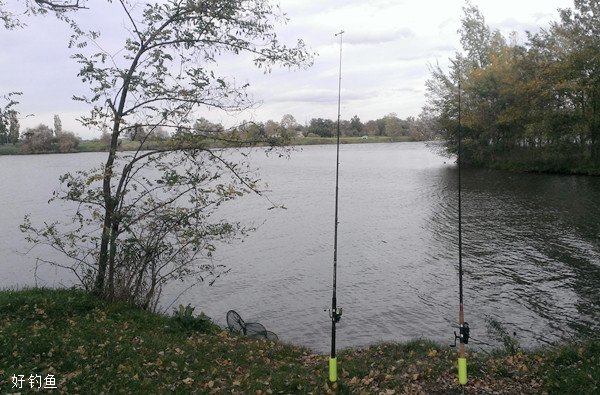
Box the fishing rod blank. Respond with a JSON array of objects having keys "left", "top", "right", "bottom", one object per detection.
[
  {"left": 328, "top": 29, "right": 344, "bottom": 384},
  {"left": 450, "top": 71, "right": 470, "bottom": 386}
]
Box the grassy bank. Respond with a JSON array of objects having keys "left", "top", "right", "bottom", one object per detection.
[{"left": 1, "top": 289, "right": 598, "bottom": 394}]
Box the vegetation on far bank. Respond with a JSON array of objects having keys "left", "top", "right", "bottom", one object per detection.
[
  {"left": 0, "top": 135, "right": 416, "bottom": 156},
  {"left": 1, "top": 288, "right": 598, "bottom": 394},
  {"left": 426, "top": 1, "right": 600, "bottom": 176}
]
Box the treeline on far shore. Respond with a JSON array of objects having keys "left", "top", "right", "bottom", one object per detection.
[
  {"left": 426, "top": 2, "right": 600, "bottom": 175},
  {"left": 0, "top": 113, "right": 431, "bottom": 155}
]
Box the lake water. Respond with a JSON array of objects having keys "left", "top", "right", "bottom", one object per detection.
[{"left": 1, "top": 142, "right": 599, "bottom": 353}]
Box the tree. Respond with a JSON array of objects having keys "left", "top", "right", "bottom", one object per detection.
[
  {"left": 1, "top": 0, "right": 88, "bottom": 29},
  {"left": 459, "top": 1, "right": 505, "bottom": 69},
  {"left": 349, "top": 115, "right": 363, "bottom": 136},
  {"left": 53, "top": 114, "right": 62, "bottom": 136},
  {"left": 280, "top": 113, "right": 299, "bottom": 138},
  {"left": 280, "top": 114, "right": 297, "bottom": 130},
  {"left": 264, "top": 119, "right": 281, "bottom": 137},
  {"left": 193, "top": 118, "right": 223, "bottom": 136},
  {"left": 23, "top": 0, "right": 313, "bottom": 308},
  {"left": 363, "top": 120, "right": 379, "bottom": 136},
  {"left": 308, "top": 118, "right": 335, "bottom": 137},
  {"left": 8, "top": 110, "right": 20, "bottom": 143},
  {"left": 21, "top": 123, "right": 53, "bottom": 152},
  {"left": 425, "top": 1, "right": 600, "bottom": 171},
  {"left": 0, "top": 92, "right": 21, "bottom": 144},
  {"left": 382, "top": 113, "right": 403, "bottom": 137}
]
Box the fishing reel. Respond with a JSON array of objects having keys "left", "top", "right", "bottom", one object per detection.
[
  {"left": 450, "top": 322, "right": 470, "bottom": 347},
  {"left": 325, "top": 307, "right": 343, "bottom": 323}
]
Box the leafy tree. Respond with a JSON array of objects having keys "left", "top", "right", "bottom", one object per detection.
[
  {"left": 363, "top": 120, "right": 379, "bottom": 136},
  {"left": 425, "top": 0, "right": 600, "bottom": 171},
  {"left": 53, "top": 114, "right": 62, "bottom": 136},
  {"left": 308, "top": 117, "right": 335, "bottom": 137},
  {"left": 22, "top": 0, "right": 313, "bottom": 308},
  {"left": 1, "top": 0, "right": 87, "bottom": 29},
  {"left": 193, "top": 118, "right": 223, "bottom": 136},
  {"left": 280, "top": 114, "right": 297, "bottom": 130},
  {"left": 0, "top": 92, "right": 21, "bottom": 144},
  {"left": 382, "top": 113, "right": 404, "bottom": 137},
  {"left": 21, "top": 123, "right": 53, "bottom": 152},
  {"left": 56, "top": 130, "right": 80, "bottom": 151},
  {"left": 459, "top": 1, "right": 505, "bottom": 69},
  {"left": 349, "top": 115, "right": 363, "bottom": 136},
  {"left": 8, "top": 110, "right": 20, "bottom": 143},
  {"left": 264, "top": 119, "right": 281, "bottom": 137},
  {"left": 280, "top": 114, "right": 299, "bottom": 138}
]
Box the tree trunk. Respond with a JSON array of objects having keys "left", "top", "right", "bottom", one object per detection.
[{"left": 94, "top": 122, "right": 120, "bottom": 296}]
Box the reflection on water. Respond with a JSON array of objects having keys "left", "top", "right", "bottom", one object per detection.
[{"left": 1, "top": 143, "right": 599, "bottom": 352}]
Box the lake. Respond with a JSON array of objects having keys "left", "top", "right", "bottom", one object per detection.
[{"left": 1, "top": 142, "right": 599, "bottom": 353}]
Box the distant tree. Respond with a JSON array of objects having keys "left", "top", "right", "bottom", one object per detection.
[
  {"left": 280, "top": 114, "right": 298, "bottom": 130},
  {"left": 21, "top": 123, "right": 53, "bottom": 153},
  {"left": 264, "top": 119, "right": 281, "bottom": 137},
  {"left": 22, "top": 0, "right": 312, "bottom": 308},
  {"left": 383, "top": 113, "right": 403, "bottom": 137},
  {"left": 126, "top": 123, "right": 146, "bottom": 142},
  {"left": 56, "top": 131, "right": 80, "bottom": 152},
  {"left": 100, "top": 128, "right": 111, "bottom": 145},
  {"left": 8, "top": 110, "right": 19, "bottom": 143},
  {"left": 193, "top": 117, "right": 224, "bottom": 135},
  {"left": 349, "top": 115, "right": 363, "bottom": 136},
  {"left": 53, "top": 114, "right": 62, "bottom": 136},
  {"left": 238, "top": 121, "right": 266, "bottom": 140},
  {"left": 363, "top": 120, "right": 379, "bottom": 136},
  {"left": 308, "top": 118, "right": 335, "bottom": 137},
  {"left": 0, "top": 92, "right": 21, "bottom": 145},
  {"left": 280, "top": 114, "right": 299, "bottom": 138},
  {"left": 339, "top": 119, "right": 351, "bottom": 136},
  {"left": 375, "top": 117, "right": 386, "bottom": 136}
]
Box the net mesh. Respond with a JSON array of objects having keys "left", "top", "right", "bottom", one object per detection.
[{"left": 226, "top": 310, "right": 278, "bottom": 341}]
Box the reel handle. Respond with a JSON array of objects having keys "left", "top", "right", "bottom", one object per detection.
[
  {"left": 450, "top": 322, "right": 470, "bottom": 347},
  {"left": 325, "top": 308, "right": 343, "bottom": 323}
]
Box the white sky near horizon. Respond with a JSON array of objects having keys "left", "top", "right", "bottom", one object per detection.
[{"left": 0, "top": 0, "right": 574, "bottom": 139}]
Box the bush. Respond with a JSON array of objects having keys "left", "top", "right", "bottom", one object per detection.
[{"left": 171, "top": 304, "right": 218, "bottom": 333}]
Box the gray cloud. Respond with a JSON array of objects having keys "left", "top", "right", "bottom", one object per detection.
[{"left": 345, "top": 29, "right": 415, "bottom": 45}]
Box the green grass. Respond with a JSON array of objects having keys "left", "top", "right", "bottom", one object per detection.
[
  {"left": 1, "top": 288, "right": 598, "bottom": 394},
  {"left": 0, "top": 144, "right": 20, "bottom": 155}
]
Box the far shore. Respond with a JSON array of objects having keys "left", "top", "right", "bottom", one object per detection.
[{"left": 0, "top": 135, "right": 418, "bottom": 156}]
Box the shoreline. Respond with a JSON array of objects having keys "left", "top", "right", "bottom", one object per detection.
[{"left": 1, "top": 287, "right": 598, "bottom": 393}]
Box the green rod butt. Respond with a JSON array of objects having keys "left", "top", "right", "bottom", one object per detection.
[
  {"left": 458, "top": 357, "right": 467, "bottom": 385},
  {"left": 329, "top": 357, "right": 337, "bottom": 382}
]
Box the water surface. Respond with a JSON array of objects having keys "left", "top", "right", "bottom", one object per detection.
[{"left": 1, "top": 142, "right": 599, "bottom": 352}]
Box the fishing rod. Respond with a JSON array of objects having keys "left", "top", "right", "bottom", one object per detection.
[
  {"left": 328, "top": 29, "right": 344, "bottom": 384},
  {"left": 450, "top": 70, "right": 469, "bottom": 386}
]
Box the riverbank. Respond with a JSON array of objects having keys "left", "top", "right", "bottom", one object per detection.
[
  {"left": 1, "top": 289, "right": 598, "bottom": 394},
  {"left": 0, "top": 136, "right": 415, "bottom": 156}
]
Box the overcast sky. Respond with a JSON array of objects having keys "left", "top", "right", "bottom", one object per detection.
[{"left": 1, "top": 0, "right": 574, "bottom": 139}]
